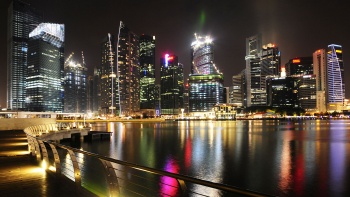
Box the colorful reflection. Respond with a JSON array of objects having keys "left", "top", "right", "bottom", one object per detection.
[{"left": 160, "top": 157, "right": 180, "bottom": 196}]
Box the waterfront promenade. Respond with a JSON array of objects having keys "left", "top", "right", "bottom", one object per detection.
[{"left": 0, "top": 130, "right": 96, "bottom": 197}]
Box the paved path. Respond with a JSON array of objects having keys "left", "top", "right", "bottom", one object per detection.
[{"left": 0, "top": 130, "right": 96, "bottom": 197}]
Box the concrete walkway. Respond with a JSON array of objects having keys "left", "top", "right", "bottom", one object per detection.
[{"left": 0, "top": 130, "right": 96, "bottom": 197}]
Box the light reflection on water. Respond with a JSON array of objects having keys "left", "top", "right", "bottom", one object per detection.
[{"left": 61, "top": 119, "right": 350, "bottom": 196}]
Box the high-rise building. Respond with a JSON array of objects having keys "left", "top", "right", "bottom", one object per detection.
[
  {"left": 285, "top": 57, "right": 313, "bottom": 77},
  {"left": 313, "top": 49, "right": 327, "bottom": 112},
  {"left": 189, "top": 34, "right": 224, "bottom": 115},
  {"left": 100, "top": 34, "right": 117, "bottom": 115},
  {"left": 118, "top": 23, "right": 140, "bottom": 116},
  {"left": 298, "top": 75, "right": 317, "bottom": 112},
  {"left": 160, "top": 55, "right": 184, "bottom": 115},
  {"left": 92, "top": 67, "right": 101, "bottom": 113},
  {"left": 231, "top": 71, "right": 244, "bottom": 106},
  {"left": 63, "top": 59, "right": 87, "bottom": 113},
  {"left": 26, "top": 23, "right": 64, "bottom": 112},
  {"left": 245, "top": 35, "right": 281, "bottom": 107},
  {"left": 327, "top": 44, "right": 345, "bottom": 111},
  {"left": 266, "top": 77, "right": 299, "bottom": 108},
  {"left": 189, "top": 74, "right": 224, "bottom": 113},
  {"left": 139, "top": 35, "right": 156, "bottom": 112},
  {"left": 7, "top": 0, "right": 43, "bottom": 110},
  {"left": 191, "top": 34, "right": 218, "bottom": 75}
]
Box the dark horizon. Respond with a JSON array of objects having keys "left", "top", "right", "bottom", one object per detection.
[{"left": 1, "top": 0, "right": 350, "bottom": 108}]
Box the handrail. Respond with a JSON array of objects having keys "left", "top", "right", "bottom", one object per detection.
[
  {"left": 24, "top": 123, "right": 273, "bottom": 197},
  {"left": 51, "top": 142, "right": 268, "bottom": 197}
]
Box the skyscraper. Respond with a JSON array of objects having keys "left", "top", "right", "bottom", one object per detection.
[
  {"left": 26, "top": 23, "right": 64, "bottom": 112},
  {"left": 285, "top": 57, "right": 313, "bottom": 77},
  {"left": 160, "top": 54, "right": 184, "bottom": 115},
  {"left": 100, "top": 34, "right": 117, "bottom": 115},
  {"left": 245, "top": 34, "right": 281, "bottom": 107},
  {"left": 7, "top": 0, "right": 43, "bottom": 110},
  {"left": 63, "top": 58, "right": 87, "bottom": 113},
  {"left": 327, "top": 44, "right": 345, "bottom": 111},
  {"left": 117, "top": 23, "right": 140, "bottom": 116},
  {"left": 189, "top": 34, "right": 224, "bottom": 115},
  {"left": 191, "top": 34, "right": 218, "bottom": 75},
  {"left": 313, "top": 49, "right": 327, "bottom": 112},
  {"left": 139, "top": 35, "right": 156, "bottom": 112}
]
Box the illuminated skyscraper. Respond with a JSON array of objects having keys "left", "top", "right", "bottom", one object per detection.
[
  {"left": 245, "top": 34, "right": 281, "bottom": 107},
  {"left": 191, "top": 34, "right": 218, "bottom": 75},
  {"left": 26, "top": 23, "right": 64, "bottom": 112},
  {"left": 139, "top": 35, "right": 156, "bottom": 112},
  {"left": 189, "top": 34, "right": 224, "bottom": 114},
  {"left": 117, "top": 23, "right": 140, "bottom": 115},
  {"left": 313, "top": 49, "right": 327, "bottom": 112},
  {"left": 100, "top": 34, "right": 117, "bottom": 115},
  {"left": 7, "top": 0, "right": 43, "bottom": 110},
  {"left": 327, "top": 44, "right": 345, "bottom": 111},
  {"left": 160, "top": 55, "right": 184, "bottom": 115},
  {"left": 285, "top": 57, "right": 313, "bottom": 77},
  {"left": 64, "top": 59, "right": 87, "bottom": 113}
]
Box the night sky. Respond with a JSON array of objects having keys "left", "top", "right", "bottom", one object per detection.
[{"left": 1, "top": 0, "right": 350, "bottom": 108}]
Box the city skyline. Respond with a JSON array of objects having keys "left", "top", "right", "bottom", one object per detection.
[{"left": 1, "top": 0, "right": 350, "bottom": 108}]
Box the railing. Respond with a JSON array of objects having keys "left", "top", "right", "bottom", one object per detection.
[{"left": 24, "top": 124, "right": 272, "bottom": 197}]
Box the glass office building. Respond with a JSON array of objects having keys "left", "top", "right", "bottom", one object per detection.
[
  {"left": 26, "top": 23, "right": 64, "bottom": 112},
  {"left": 160, "top": 55, "right": 184, "bottom": 115},
  {"left": 327, "top": 44, "right": 345, "bottom": 111},
  {"left": 64, "top": 60, "right": 87, "bottom": 113},
  {"left": 118, "top": 23, "right": 140, "bottom": 116},
  {"left": 100, "top": 34, "right": 118, "bottom": 115},
  {"left": 189, "top": 74, "right": 224, "bottom": 112},
  {"left": 189, "top": 34, "right": 224, "bottom": 113},
  {"left": 7, "top": 0, "right": 43, "bottom": 110},
  {"left": 139, "top": 35, "right": 156, "bottom": 110}
]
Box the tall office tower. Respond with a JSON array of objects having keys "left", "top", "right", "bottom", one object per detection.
[
  {"left": 118, "top": 23, "right": 140, "bottom": 116},
  {"left": 93, "top": 67, "right": 101, "bottom": 113},
  {"left": 189, "top": 34, "right": 224, "bottom": 114},
  {"left": 298, "top": 75, "right": 317, "bottom": 112},
  {"left": 232, "top": 71, "right": 244, "bottom": 106},
  {"left": 87, "top": 75, "right": 94, "bottom": 112},
  {"left": 285, "top": 57, "right": 313, "bottom": 77},
  {"left": 191, "top": 34, "right": 218, "bottom": 75},
  {"left": 313, "top": 49, "right": 327, "bottom": 112},
  {"left": 63, "top": 59, "right": 87, "bottom": 113},
  {"left": 100, "top": 34, "right": 118, "bottom": 115},
  {"left": 7, "top": 0, "right": 43, "bottom": 110},
  {"left": 160, "top": 55, "right": 184, "bottom": 115},
  {"left": 245, "top": 34, "right": 262, "bottom": 107},
  {"left": 245, "top": 34, "right": 281, "bottom": 107},
  {"left": 139, "top": 35, "right": 156, "bottom": 112},
  {"left": 26, "top": 23, "right": 64, "bottom": 112},
  {"left": 154, "top": 84, "right": 161, "bottom": 116},
  {"left": 261, "top": 43, "right": 281, "bottom": 76},
  {"left": 266, "top": 77, "right": 299, "bottom": 108},
  {"left": 327, "top": 44, "right": 345, "bottom": 111}
]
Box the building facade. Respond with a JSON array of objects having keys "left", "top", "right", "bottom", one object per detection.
[
  {"left": 189, "top": 34, "right": 224, "bottom": 115},
  {"left": 285, "top": 57, "right": 313, "bottom": 77},
  {"left": 313, "top": 49, "right": 327, "bottom": 112},
  {"left": 327, "top": 44, "right": 345, "bottom": 111},
  {"left": 100, "top": 34, "right": 118, "bottom": 115},
  {"left": 26, "top": 23, "right": 64, "bottom": 112},
  {"left": 63, "top": 60, "right": 87, "bottom": 113},
  {"left": 139, "top": 35, "right": 156, "bottom": 112},
  {"left": 160, "top": 55, "right": 184, "bottom": 115},
  {"left": 7, "top": 0, "right": 43, "bottom": 110},
  {"left": 298, "top": 75, "right": 317, "bottom": 112},
  {"left": 118, "top": 23, "right": 140, "bottom": 116},
  {"left": 267, "top": 77, "right": 299, "bottom": 108}
]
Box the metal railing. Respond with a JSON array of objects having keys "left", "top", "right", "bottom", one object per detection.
[{"left": 24, "top": 124, "right": 272, "bottom": 197}]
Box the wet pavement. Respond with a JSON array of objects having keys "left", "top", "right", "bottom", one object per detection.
[{"left": 0, "top": 130, "right": 96, "bottom": 197}]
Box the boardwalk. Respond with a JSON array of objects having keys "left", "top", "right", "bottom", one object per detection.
[{"left": 0, "top": 130, "right": 96, "bottom": 197}]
